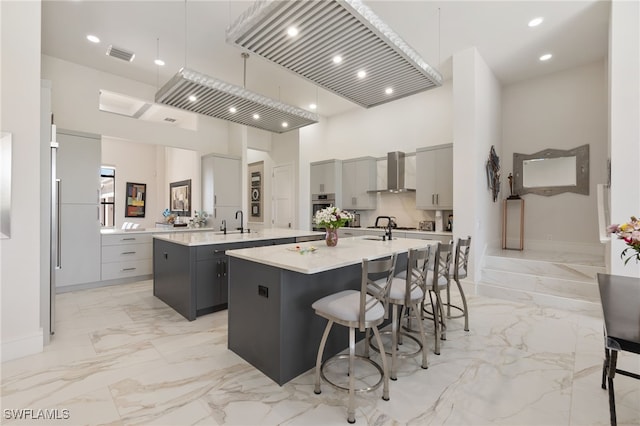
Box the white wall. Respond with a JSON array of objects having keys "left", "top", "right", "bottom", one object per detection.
[
  {"left": 502, "top": 61, "right": 607, "bottom": 249},
  {"left": 41, "top": 55, "right": 230, "bottom": 154},
  {"left": 101, "top": 137, "right": 164, "bottom": 228},
  {"left": 318, "top": 80, "right": 453, "bottom": 160},
  {"left": 165, "top": 147, "right": 200, "bottom": 222},
  {"left": 453, "top": 47, "right": 503, "bottom": 282},
  {"left": 0, "top": 0, "right": 43, "bottom": 361},
  {"left": 608, "top": 0, "right": 640, "bottom": 277}
]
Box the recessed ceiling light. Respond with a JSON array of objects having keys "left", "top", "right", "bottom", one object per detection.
[
  {"left": 357, "top": 70, "right": 367, "bottom": 79},
  {"left": 282, "top": 122, "right": 289, "bottom": 128},
  {"left": 332, "top": 55, "right": 343, "bottom": 64},
  {"left": 229, "top": 107, "right": 237, "bottom": 113},
  {"left": 539, "top": 53, "right": 553, "bottom": 61},
  {"left": 154, "top": 59, "right": 165, "bottom": 66},
  {"left": 309, "top": 103, "right": 317, "bottom": 110},
  {"left": 385, "top": 87, "right": 393, "bottom": 95},
  {"left": 86, "top": 34, "right": 100, "bottom": 43},
  {"left": 528, "top": 17, "right": 544, "bottom": 27},
  {"left": 287, "top": 26, "right": 299, "bottom": 37},
  {"left": 253, "top": 113, "right": 260, "bottom": 120},
  {"left": 188, "top": 95, "right": 197, "bottom": 102}
]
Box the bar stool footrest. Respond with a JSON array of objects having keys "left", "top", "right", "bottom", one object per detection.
[
  {"left": 368, "top": 330, "right": 424, "bottom": 359},
  {"left": 320, "top": 354, "right": 384, "bottom": 394}
]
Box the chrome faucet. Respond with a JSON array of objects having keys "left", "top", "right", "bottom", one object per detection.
[
  {"left": 375, "top": 216, "right": 393, "bottom": 241},
  {"left": 235, "top": 210, "right": 244, "bottom": 234},
  {"left": 221, "top": 219, "right": 227, "bottom": 235}
]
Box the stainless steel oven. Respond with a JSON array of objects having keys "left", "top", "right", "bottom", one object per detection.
[{"left": 311, "top": 193, "right": 335, "bottom": 230}]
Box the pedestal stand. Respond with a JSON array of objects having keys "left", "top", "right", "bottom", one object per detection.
[{"left": 502, "top": 197, "right": 524, "bottom": 250}]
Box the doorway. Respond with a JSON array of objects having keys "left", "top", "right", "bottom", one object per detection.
[{"left": 272, "top": 164, "right": 294, "bottom": 229}]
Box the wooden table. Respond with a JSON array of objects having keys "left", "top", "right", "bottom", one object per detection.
[{"left": 597, "top": 273, "right": 640, "bottom": 426}]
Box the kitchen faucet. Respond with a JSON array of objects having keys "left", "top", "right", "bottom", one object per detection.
[
  {"left": 221, "top": 219, "right": 227, "bottom": 235},
  {"left": 375, "top": 216, "right": 393, "bottom": 241},
  {"left": 235, "top": 210, "right": 244, "bottom": 234}
]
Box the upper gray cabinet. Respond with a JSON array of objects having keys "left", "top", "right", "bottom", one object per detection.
[
  {"left": 341, "top": 157, "right": 377, "bottom": 210},
  {"left": 310, "top": 159, "right": 342, "bottom": 195},
  {"left": 202, "top": 154, "right": 241, "bottom": 230},
  {"left": 416, "top": 144, "right": 453, "bottom": 210}
]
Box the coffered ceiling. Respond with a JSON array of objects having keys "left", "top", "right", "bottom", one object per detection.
[{"left": 41, "top": 1, "right": 610, "bottom": 118}]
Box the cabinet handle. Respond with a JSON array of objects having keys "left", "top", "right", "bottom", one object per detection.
[
  {"left": 320, "top": 183, "right": 325, "bottom": 193},
  {"left": 214, "top": 195, "right": 217, "bottom": 205},
  {"left": 122, "top": 237, "right": 136, "bottom": 241},
  {"left": 216, "top": 260, "right": 221, "bottom": 278},
  {"left": 214, "top": 249, "right": 223, "bottom": 254},
  {"left": 431, "top": 194, "right": 434, "bottom": 205},
  {"left": 436, "top": 194, "right": 439, "bottom": 204},
  {"left": 223, "top": 261, "right": 227, "bottom": 277},
  {"left": 214, "top": 208, "right": 217, "bottom": 218},
  {"left": 121, "top": 267, "right": 136, "bottom": 271},
  {"left": 352, "top": 196, "right": 357, "bottom": 205},
  {"left": 121, "top": 251, "right": 136, "bottom": 255}
]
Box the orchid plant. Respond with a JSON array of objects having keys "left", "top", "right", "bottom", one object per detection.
[{"left": 607, "top": 216, "right": 640, "bottom": 264}]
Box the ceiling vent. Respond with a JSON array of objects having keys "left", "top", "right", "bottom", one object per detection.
[
  {"left": 106, "top": 45, "right": 135, "bottom": 62},
  {"left": 163, "top": 117, "right": 177, "bottom": 123}
]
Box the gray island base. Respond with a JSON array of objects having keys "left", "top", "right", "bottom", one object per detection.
[
  {"left": 226, "top": 237, "right": 434, "bottom": 385},
  {"left": 152, "top": 229, "right": 324, "bottom": 321}
]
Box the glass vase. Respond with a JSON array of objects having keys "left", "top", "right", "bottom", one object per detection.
[{"left": 325, "top": 228, "right": 339, "bottom": 247}]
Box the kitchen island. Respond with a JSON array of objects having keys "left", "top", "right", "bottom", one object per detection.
[
  {"left": 152, "top": 229, "right": 324, "bottom": 321},
  {"left": 226, "top": 236, "right": 436, "bottom": 385}
]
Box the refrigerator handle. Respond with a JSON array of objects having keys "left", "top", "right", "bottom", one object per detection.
[{"left": 56, "top": 179, "right": 62, "bottom": 268}]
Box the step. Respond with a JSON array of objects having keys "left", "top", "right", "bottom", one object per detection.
[
  {"left": 481, "top": 268, "right": 600, "bottom": 303},
  {"left": 483, "top": 253, "right": 605, "bottom": 283},
  {"left": 477, "top": 281, "right": 602, "bottom": 317}
]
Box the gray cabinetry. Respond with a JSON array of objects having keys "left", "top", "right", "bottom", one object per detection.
[
  {"left": 342, "top": 157, "right": 377, "bottom": 210},
  {"left": 310, "top": 159, "right": 342, "bottom": 196},
  {"left": 154, "top": 237, "right": 298, "bottom": 320},
  {"left": 55, "top": 130, "right": 101, "bottom": 288},
  {"left": 101, "top": 234, "right": 153, "bottom": 282},
  {"left": 202, "top": 154, "right": 241, "bottom": 231},
  {"left": 416, "top": 144, "right": 453, "bottom": 210}
]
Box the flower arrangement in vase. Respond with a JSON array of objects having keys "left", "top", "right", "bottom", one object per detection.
[
  {"left": 607, "top": 216, "right": 640, "bottom": 264},
  {"left": 313, "top": 206, "right": 353, "bottom": 247}
]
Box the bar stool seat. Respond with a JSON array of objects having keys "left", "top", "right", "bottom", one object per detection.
[
  {"left": 313, "top": 254, "right": 397, "bottom": 424},
  {"left": 367, "top": 246, "right": 431, "bottom": 380}
]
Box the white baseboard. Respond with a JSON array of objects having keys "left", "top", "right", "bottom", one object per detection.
[{"left": 1, "top": 329, "right": 44, "bottom": 363}]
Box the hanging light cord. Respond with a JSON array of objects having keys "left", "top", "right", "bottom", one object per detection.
[
  {"left": 242, "top": 53, "right": 249, "bottom": 88},
  {"left": 438, "top": 7, "right": 441, "bottom": 67},
  {"left": 156, "top": 37, "right": 160, "bottom": 89}
]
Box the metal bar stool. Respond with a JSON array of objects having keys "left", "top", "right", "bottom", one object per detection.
[
  {"left": 446, "top": 236, "right": 472, "bottom": 331},
  {"left": 368, "top": 246, "right": 431, "bottom": 380},
  {"left": 312, "top": 254, "right": 397, "bottom": 424}
]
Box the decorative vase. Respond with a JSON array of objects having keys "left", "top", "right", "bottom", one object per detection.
[{"left": 325, "top": 228, "right": 339, "bottom": 247}]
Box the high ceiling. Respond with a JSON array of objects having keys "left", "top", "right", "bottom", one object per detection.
[{"left": 41, "top": 0, "right": 610, "bottom": 118}]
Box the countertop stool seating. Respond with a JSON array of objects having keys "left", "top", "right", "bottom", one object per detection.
[
  {"left": 368, "top": 246, "right": 431, "bottom": 380},
  {"left": 407, "top": 242, "right": 453, "bottom": 355},
  {"left": 446, "top": 237, "right": 472, "bottom": 332},
  {"left": 312, "top": 253, "right": 397, "bottom": 424}
]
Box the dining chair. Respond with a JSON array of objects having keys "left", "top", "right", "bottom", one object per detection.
[{"left": 312, "top": 253, "right": 397, "bottom": 424}]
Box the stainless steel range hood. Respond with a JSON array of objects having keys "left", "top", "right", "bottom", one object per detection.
[{"left": 368, "top": 151, "right": 415, "bottom": 193}]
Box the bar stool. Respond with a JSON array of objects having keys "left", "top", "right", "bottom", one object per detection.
[
  {"left": 368, "top": 246, "right": 431, "bottom": 380},
  {"left": 426, "top": 241, "right": 453, "bottom": 355},
  {"left": 446, "top": 237, "right": 472, "bottom": 331},
  {"left": 312, "top": 254, "right": 397, "bottom": 424}
]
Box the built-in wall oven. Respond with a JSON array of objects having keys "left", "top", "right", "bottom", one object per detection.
[{"left": 311, "top": 193, "right": 335, "bottom": 231}]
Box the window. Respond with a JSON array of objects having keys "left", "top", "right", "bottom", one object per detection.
[{"left": 100, "top": 167, "right": 115, "bottom": 227}]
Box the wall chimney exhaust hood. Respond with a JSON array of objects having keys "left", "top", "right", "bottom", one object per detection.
[{"left": 368, "top": 151, "right": 415, "bottom": 193}]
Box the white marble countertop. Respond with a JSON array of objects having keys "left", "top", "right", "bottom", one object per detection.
[
  {"left": 152, "top": 228, "right": 324, "bottom": 247},
  {"left": 101, "top": 227, "right": 216, "bottom": 235},
  {"left": 343, "top": 227, "right": 453, "bottom": 237},
  {"left": 226, "top": 236, "right": 436, "bottom": 274}
]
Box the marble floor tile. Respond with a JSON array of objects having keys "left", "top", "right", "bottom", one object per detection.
[{"left": 1, "top": 279, "right": 639, "bottom": 425}]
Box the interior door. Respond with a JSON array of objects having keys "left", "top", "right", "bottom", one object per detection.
[{"left": 272, "top": 164, "right": 293, "bottom": 229}]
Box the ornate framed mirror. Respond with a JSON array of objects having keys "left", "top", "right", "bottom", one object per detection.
[{"left": 513, "top": 144, "right": 589, "bottom": 196}]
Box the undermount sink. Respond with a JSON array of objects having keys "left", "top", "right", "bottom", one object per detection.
[{"left": 362, "top": 236, "right": 385, "bottom": 241}]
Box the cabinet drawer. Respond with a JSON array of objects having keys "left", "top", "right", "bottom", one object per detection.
[
  {"left": 102, "top": 233, "right": 152, "bottom": 246},
  {"left": 101, "top": 259, "right": 152, "bottom": 281},
  {"left": 102, "top": 243, "right": 152, "bottom": 263}
]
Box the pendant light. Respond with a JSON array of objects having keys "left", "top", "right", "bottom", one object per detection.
[
  {"left": 226, "top": 0, "right": 442, "bottom": 109},
  {"left": 155, "top": 0, "right": 318, "bottom": 133}
]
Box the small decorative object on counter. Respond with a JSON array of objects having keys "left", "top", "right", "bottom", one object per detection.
[
  {"left": 189, "top": 210, "right": 209, "bottom": 228},
  {"left": 313, "top": 206, "right": 353, "bottom": 247},
  {"left": 507, "top": 173, "right": 521, "bottom": 199},
  {"left": 607, "top": 216, "right": 640, "bottom": 264}
]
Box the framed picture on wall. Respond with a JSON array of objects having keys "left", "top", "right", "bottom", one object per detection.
[
  {"left": 170, "top": 179, "right": 191, "bottom": 217},
  {"left": 125, "top": 182, "right": 146, "bottom": 218}
]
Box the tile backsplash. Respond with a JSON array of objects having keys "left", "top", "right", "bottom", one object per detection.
[{"left": 354, "top": 192, "right": 451, "bottom": 229}]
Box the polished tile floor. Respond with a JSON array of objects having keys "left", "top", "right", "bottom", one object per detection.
[{"left": 2, "top": 279, "right": 639, "bottom": 425}]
